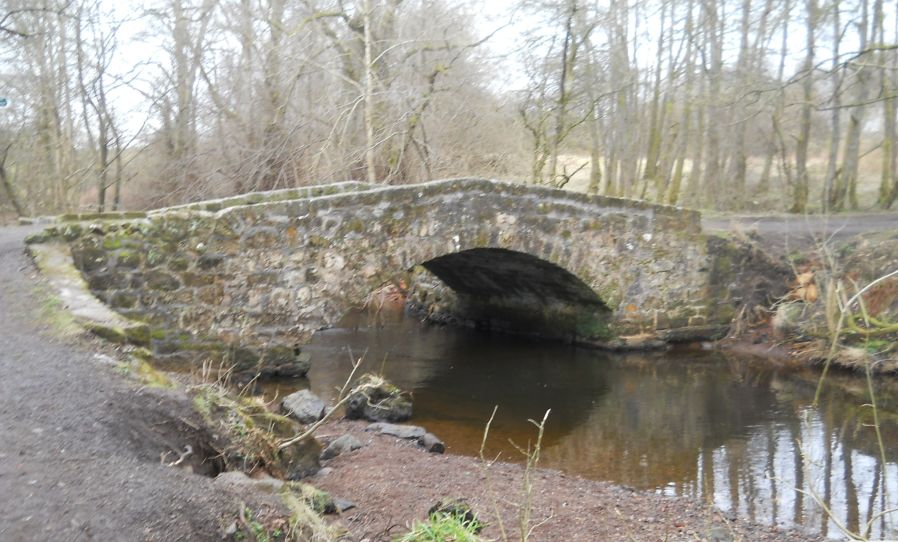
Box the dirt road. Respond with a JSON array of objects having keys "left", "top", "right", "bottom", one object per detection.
[
  {"left": 703, "top": 212, "right": 898, "bottom": 256},
  {"left": 0, "top": 226, "right": 235, "bottom": 541}
]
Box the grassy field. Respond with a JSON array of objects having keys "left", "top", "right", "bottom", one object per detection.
[{"left": 556, "top": 147, "right": 892, "bottom": 214}]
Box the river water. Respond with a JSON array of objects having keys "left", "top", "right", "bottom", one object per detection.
[{"left": 262, "top": 310, "right": 898, "bottom": 540}]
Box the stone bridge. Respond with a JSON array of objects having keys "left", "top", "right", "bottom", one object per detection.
[{"left": 26, "top": 179, "right": 784, "bottom": 377}]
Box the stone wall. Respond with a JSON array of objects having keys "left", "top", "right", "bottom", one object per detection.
[{"left": 27, "top": 178, "right": 787, "bottom": 374}]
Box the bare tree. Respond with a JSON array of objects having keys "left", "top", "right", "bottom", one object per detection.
[
  {"left": 791, "top": 0, "right": 817, "bottom": 213},
  {"left": 832, "top": 0, "right": 873, "bottom": 210},
  {"left": 821, "top": 0, "right": 843, "bottom": 212}
]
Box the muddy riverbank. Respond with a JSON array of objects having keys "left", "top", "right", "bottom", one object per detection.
[{"left": 309, "top": 419, "right": 818, "bottom": 542}]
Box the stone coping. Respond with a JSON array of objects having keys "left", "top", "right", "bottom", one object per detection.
[
  {"left": 27, "top": 242, "right": 149, "bottom": 346},
  {"left": 149, "top": 181, "right": 374, "bottom": 215},
  {"left": 21, "top": 178, "right": 701, "bottom": 234},
  {"left": 205, "top": 178, "right": 699, "bottom": 223},
  {"left": 144, "top": 178, "right": 702, "bottom": 238}
]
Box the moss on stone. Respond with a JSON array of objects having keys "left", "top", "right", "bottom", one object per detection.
[
  {"left": 102, "top": 236, "right": 122, "bottom": 250},
  {"left": 169, "top": 256, "right": 190, "bottom": 272},
  {"left": 145, "top": 249, "right": 166, "bottom": 266},
  {"left": 71, "top": 245, "right": 108, "bottom": 273},
  {"left": 60, "top": 224, "right": 83, "bottom": 241},
  {"left": 345, "top": 218, "right": 365, "bottom": 234},
  {"left": 145, "top": 270, "right": 180, "bottom": 291},
  {"left": 182, "top": 272, "right": 214, "bottom": 287},
  {"left": 109, "top": 291, "right": 138, "bottom": 309},
  {"left": 119, "top": 355, "right": 174, "bottom": 389},
  {"left": 88, "top": 272, "right": 128, "bottom": 291},
  {"left": 116, "top": 250, "right": 141, "bottom": 269},
  {"left": 575, "top": 312, "right": 613, "bottom": 341},
  {"left": 124, "top": 324, "right": 151, "bottom": 347},
  {"left": 85, "top": 323, "right": 128, "bottom": 343},
  {"left": 25, "top": 229, "right": 58, "bottom": 245}
]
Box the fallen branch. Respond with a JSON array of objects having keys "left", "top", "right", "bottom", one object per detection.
[
  {"left": 161, "top": 445, "right": 193, "bottom": 467},
  {"left": 278, "top": 354, "right": 369, "bottom": 450}
]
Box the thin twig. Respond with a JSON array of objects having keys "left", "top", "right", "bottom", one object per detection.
[{"left": 478, "top": 405, "right": 508, "bottom": 542}]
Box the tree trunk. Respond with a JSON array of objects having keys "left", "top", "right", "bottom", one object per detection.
[
  {"left": 727, "top": 0, "right": 753, "bottom": 210},
  {"left": 684, "top": 75, "right": 705, "bottom": 206},
  {"left": 0, "top": 145, "right": 24, "bottom": 217},
  {"left": 875, "top": 0, "right": 897, "bottom": 208},
  {"left": 701, "top": 0, "right": 723, "bottom": 209},
  {"left": 822, "top": 0, "right": 842, "bottom": 212},
  {"left": 834, "top": 0, "right": 871, "bottom": 210},
  {"left": 546, "top": 0, "right": 577, "bottom": 185},
  {"left": 758, "top": 0, "right": 791, "bottom": 203},
  {"left": 584, "top": 37, "right": 603, "bottom": 195},
  {"left": 668, "top": 0, "right": 696, "bottom": 206},
  {"left": 791, "top": 0, "right": 816, "bottom": 214},
  {"left": 363, "top": 0, "right": 378, "bottom": 184},
  {"left": 641, "top": 0, "right": 666, "bottom": 187}
]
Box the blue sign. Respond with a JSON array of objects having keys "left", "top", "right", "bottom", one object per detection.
[{"left": 0, "top": 98, "right": 8, "bottom": 108}]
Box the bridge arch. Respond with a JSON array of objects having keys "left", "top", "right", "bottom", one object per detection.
[
  {"left": 417, "top": 247, "right": 611, "bottom": 340},
  {"left": 251, "top": 182, "right": 649, "bottom": 343}
]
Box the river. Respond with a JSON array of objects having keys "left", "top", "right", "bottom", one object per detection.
[{"left": 260, "top": 309, "right": 898, "bottom": 540}]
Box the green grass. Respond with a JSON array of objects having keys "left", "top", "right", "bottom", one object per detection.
[
  {"left": 279, "top": 487, "right": 340, "bottom": 541},
  {"left": 396, "top": 513, "right": 484, "bottom": 542},
  {"left": 116, "top": 357, "right": 173, "bottom": 388},
  {"left": 35, "top": 289, "right": 81, "bottom": 337}
]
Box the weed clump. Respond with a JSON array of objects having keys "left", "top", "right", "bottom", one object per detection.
[
  {"left": 397, "top": 511, "right": 485, "bottom": 542},
  {"left": 191, "top": 383, "right": 321, "bottom": 479}
]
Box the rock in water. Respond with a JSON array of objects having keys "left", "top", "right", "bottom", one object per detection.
[
  {"left": 345, "top": 374, "right": 412, "bottom": 422},
  {"left": 365, "top": 422, "right": 426, "bottom": 439},
  {"left": 418, "top": 432, "right": 445, "bottom": 453},
  {"left": 282, "top": 389, "right": 327, "bottom": 424},
  {"left": 320, "top": 434, "right": 363, "bottom": 460}
]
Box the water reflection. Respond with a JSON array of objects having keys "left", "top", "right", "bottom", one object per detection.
[{"left": 262, "top": 311, "right": 898, "bottom": 539}]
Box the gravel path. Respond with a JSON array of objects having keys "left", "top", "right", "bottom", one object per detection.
[{"left": 0, "top": 226, "right": 237, "bottom": 541}]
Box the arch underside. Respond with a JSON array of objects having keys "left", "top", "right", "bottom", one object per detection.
[{"left": 420, "top": 248, "right": 612, "bottom": 342}]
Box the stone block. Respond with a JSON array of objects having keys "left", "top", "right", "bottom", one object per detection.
[
  {"left": 88, "top": 272, "right": 129, "bottom": 291},
  {"left": 145, "top": 270, "right": 180, "bottom": 291},
  {"left": 197, "top": 253, "right": 225, "bottom": 269}
]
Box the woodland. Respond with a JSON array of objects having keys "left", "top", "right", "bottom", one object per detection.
[{"left": 0, "top": 0, "right": 896, "bottom": 216}]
